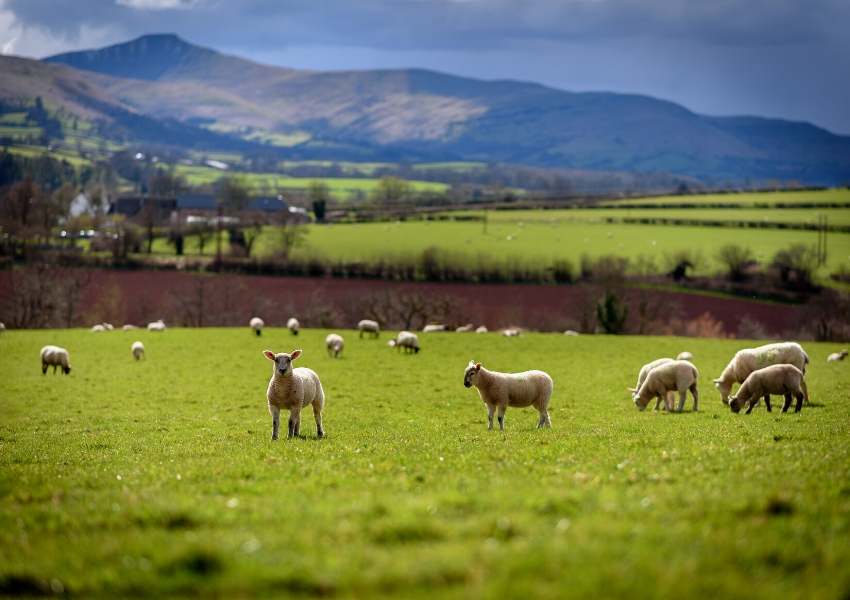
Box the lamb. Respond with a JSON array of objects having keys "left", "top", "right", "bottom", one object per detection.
[
  {"left": 91, "top": 324, "right": 105, "bottom": 332},
  {"left": 131, "top": 341, "right": 145, "bottom": 361},
  {"left": 463, "top": 360, "right": 553, "bottom": 430},
  {"left": 0, "top": 322, "right": 4, "bottom": 333},
  {"left": 475, "top": 326, "right": 488, "bottom": 333},
  {"left": 422, "top": 324, "right": 447, "bottom": 332},
  {"left": 714, "top": 342, "right": 809, "bottom": 405},
  {"left": 564, "top": 330, "right": 579, "bottom": 336},
  {"left": 250, "top": 317, "right": 265, "bottom": 337},
  {"left": 827, "top": 349, "right": 848, "bottom": 363},
  {"left": 502, "top": 328, "right": 521, "bottom": 337},
  {"left": 728, "top": 364, "right": 806, "bottom": 414},
  {"left": 455, "top": 324, "right": 474, "bottom": 332},
  {"left": 357, "top": 319, "right": 380, "bottom": 338},
  {"left": 41, "top": 345, "right": 71, "bottom": 375},
  {"left": 676, "top": 351, "right": 694, "bottom": 362},
  {"left": 122, "top": 324, "right": 138, "bottom": 331},
  {"left": 287, "top": 317, "right": 300, "bottom": 336},
  {"left": 325, "top": 333, "right": 344, "bottom": 358},
  {"left": 389, "top": 331, "right": 420, "bottom": 354},
  {"left": 263, "top": 349, "right": 325, "bottom": 440},
  {"left": 632, "top": 360, "right": 699, "bottom": 412},
  {"left": 147, "top": 320, "right": 166, "bottom": 332},
  {"left": 627, "top": 358, "right": 676, "bottom": 411},
  {"left": 103, "top": 323, "right": 114, "bottom": 331}
]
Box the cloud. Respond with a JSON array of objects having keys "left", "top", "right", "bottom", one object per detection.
[{"left": 116, "top": 0, "right": 199, "bottom": 10}]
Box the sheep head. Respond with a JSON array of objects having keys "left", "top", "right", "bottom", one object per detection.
[
  {"left": 463, "top": 361, "right": 482, "bottom": 388},
  {"left": 264, "top": 349, "right": 302, "bottom": 376}
]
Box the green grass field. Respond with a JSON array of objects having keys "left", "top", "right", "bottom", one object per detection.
[
  {"left": 1, "top": 329, "right": 849, "bottom": 597},
  {"left": 603, "top": 188, "right": 850, "bottom": 207}
]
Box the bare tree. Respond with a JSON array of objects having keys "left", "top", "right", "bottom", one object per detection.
[{"left": 359, "top": 290, "right": 455, "bottom": 330}]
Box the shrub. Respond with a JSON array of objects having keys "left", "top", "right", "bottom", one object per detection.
[
  {"left": 596, "top": 291, "right": 628, "bottom": 334},
  {"left": 771, "top": 244, "right": 818, "bottom": 289},
  {"left": 717, "top": 244, "right": 756, "bottom": 282}
]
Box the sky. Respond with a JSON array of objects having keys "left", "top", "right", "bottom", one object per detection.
[{"left": 1, "top": 0, "right": 849, "bottom": 135}]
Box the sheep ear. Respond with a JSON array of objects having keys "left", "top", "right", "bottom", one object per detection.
[
  {"left": 474, "top": 363, "right": 481, "bottom": 371},
  {"left": 713, "top": 378, "right": 722, "bottom": 383},
  {"left": 290, "top": 349, "right": 302, "bottom": 360},
  {"left": 627, "top": 387, "right": 636, "bottom": 393},
  {"left": 263, "top": 350, "right": 276, "bottom": 361}
]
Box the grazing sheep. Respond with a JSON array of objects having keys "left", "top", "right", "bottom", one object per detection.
[
  {"left": 147, "top": 320, "right": 166, "bottom": 332},
  {"left": 827, "top": 349, "right": 848, "bottom": 362},
  {"left": 676, "top": 351, "right": 694, "bottom": 362},
  {"left": 0, "top": 322, "right": 5, "bottom": 333},
  {"left": 41, "top": 345, "right": 71, "bottom": 375},
  {"left": 463, "top": 360, "right": 553, "bottom": 430},
  {"left": 714, "top": 342, "right": 809, "bottom": 405},
  {"left": 502, "top": 328, "right": 521, "bottom": 337},
  {"left": 564, "top": 330, "right": 579, "bottom": 336},
  {"left": 250, "top": 317, "right": 265, "bottom": 337},
  {"left": 325, "top": 333, "right": 344, "bottom": 358},
  {"left": 475, "top": 326, "right": 488, "bottom": 333},
  {"left": 628, "top": 358, "right": 676, "bottom": 411},
  {"left": 263, "top": 349, "right": 325, "bottom": 440},
  {"left": 633, "top": 360, "right": 699, "bottom": 412},
  {"left": 357, "top": 319, "right": 380, "bottom": 338},
  {"left": 91, "top": 324, "right": 106, "bottom": 332},
  {"left": 122, "top": 324, "right": 138, "bottom": 331},
  {"left": 287, "top": 317, "right": 300, "bottom": 336},
  {"left": 423, "top": 324, "right": 447, "bottom": 332},
  {"left": 455, "top": 323, "right": 474, "bottom": 332},
  {"left": 103, "top": 323, "right": 114, "bottom": 331},
  {"left": 389, "top": 331, "right": 420, "bottom": 354},
  {"left": 728, "top": 364, "right": 806, "bottom": 414},
  {"left": 131, "top": 341, "right": 145, "bottom": 361}
]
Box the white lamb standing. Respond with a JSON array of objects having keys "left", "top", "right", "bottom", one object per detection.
[
  {"left": 41, "top": 345, "right": 71, "bottom": 375},
  {"left": 676, "top": 351, "right": 694, "bottom": 362},
  {"left": 728, "top": 364, "right": 807, "bottom": 414},
  {"left": 250, "top": 317, "right": 265, "bottom": 337},
  {"left": 455, "top": 324, "right": 474, "bottom": 332},
  {"left": 628, "top": 358, "right": 676, "bottom": 411},
  {"left": 287, "top": 317, "right": 300, "bottom": 336},
  {"left": 827, "top": 349, "right": 848, "bottom": 363},
  {"left": 463, "top": 361, "right": 553, "bottom": 430},
  {"left": 389, "top": 331, "right": 420, "bottom": 354},
  {"left": 633, "top": 360, "right": 699, "bottom": 412},
  {"left": 714, "top": 342, "right": 809, "bottom": 405},
  {"left": 103, "top": 323, "right": 114, "bottom": 331},
  {"left": 91, "top": 324, "right": 105, "bottom": 332},
  {"left": 422, "top": 324, "right": 447, "bottom": 332},
  {"left": 131, "top": 341, "right": 145, "bottom": 361},
  {"left": 263, "top": 349, "right": 325, "bottom": 440},
  {"left": 358, "top": 319, "right": 380, "bottom": 338},
  {"left": 325, "top": 333, "right": 344, "bottom": 358},
  {"left": 475, "top": 326, "right": 488, "bottom": 334},
  {"left": 147, "top": 320, "right": 166, "bottom": 332},
  {"left": 564, "top": 330, "right": 579, "bottom": 336},
  {"left": 501, "top": 328, "right": 521, "bottom": 337}
]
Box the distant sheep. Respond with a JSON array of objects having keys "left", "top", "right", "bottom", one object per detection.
[
  {"left": 475, "top": 326, "right": 488, "bottom": 333},
  {"left": 423, "top": 324, "right": 447, "bottom": 333},
  {"left": 463, "top": 360, "right": 553, "bottom": 430},
  {"left": 728, "top": 364, "right": 806, "bottom": 414},
  {"left": 263, "top": 349, "right": 325, "bottom": 440},
  {"left": 676, "top": 351, "right": 694, "bottom": 362},
  {"left": 389, "top": 331, "right": 420, "bottom": 354},
  {"left": 501, "top": 328, "right": 521, "bottom": 337},
  {"left": 358, "top": 319, "right": 380, "bottom": 338},
  {"left": 714, "top": 342, "right": 809, "bottom": 405},
  {"left": 628, "top": 358, "right": 675, "bottom": 411},
  {"left": 250, "top": 317, "right": 265, "bottom": 337},
  {"left": 147, "top": 320, "right": 166, "bottom": 332},
  {"left": 122, "top": 324, "right": 138, "bottom": 331},
  {"left": 827, "top": 349, "right": 848, "bottom": 363},
  {"left": 0, "top": 322, "right": 5, "bottom": 333},
  {"left": 91, "top": 324, "right": 105, "bottom": 332},
  {"left": 455, "top": 324, "right": 474, "bottom": 332},
  {"left": 131, "top": 341, "right": 145, "bottom": 361},
  {"left": 103, "top": 323, "right": 114, "bottom": 331},
  {"left": 41, "top": 345, "right": 71, "bottom": 375},
  {"left": 325, "top": 333, "right": 344, "bottom": 358},
  {"left": 633, "top": 360, "right": 699, "bottom": 412},
  {"left": 287, "top": 317, "right": 300, "bottom": 336},
  {"left": 564, "top": 330, "right": 579, "bottom": 336}
]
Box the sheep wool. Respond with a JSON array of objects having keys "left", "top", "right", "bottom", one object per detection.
[
  {"left": 390, "top": 331, "right": 420, "bottom": 354},
  {"left": 325, "top": 333, "right": 344, "bottom": 358},
  {"left": 41, "top": 345, "right": 71, "bottom": 375},
  {"left": 263, "top": 349, "right": 325, "bottom": 440},
  {"left": 463, "top": 361, "right": 553, "bottom": 430},
  {"left": 357, "top": 319, "right": 380, "bottom": 338},
  {"left": 827, "top": 350, "right": 848, "bottom": 362},
  {"left": 714, "top": 342, "right": 809, "bottom": 405},
  {"left": 633, "top": 360, "right": 699, "bottom": 413},
  {"left": 131, "top": 341, "right": 145, "bottom": 361},
  {"left": 728, "top": 364, "right": 806, "bottom": 414},
  {"left": 287, "top": 318, "right": 300, "bottom": 336},
  {"left": 628, "top": 358, "right": 675, "bottom": 411},
  {"left": 250, "top": 317, "right": 265, "bottom": 337}
]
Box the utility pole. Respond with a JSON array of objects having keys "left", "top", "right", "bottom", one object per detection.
[{"left": 215, "top": 203, "right": 223, "bottom": 269}]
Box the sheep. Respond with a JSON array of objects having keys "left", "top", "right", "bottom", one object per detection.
[
  {"left": 463, "top": 360, "right": 553, "bottom": 430},
  {"left": 147, "top": 320, "right": 166, "bottom": 332},
  {"left": 0, "top": 322, "right": 5, "bottom": 333},
  {"left": 325, "top": 333, "right": 344, "bottom": 358},
  {"left": 131, "top": 341, "right": 145, "bottom": 361},
  {"left": 502, "top": 328, "right": 521, "bottom": 337},
  {"left": 627, "top": 358, "right": 676, "bottom": 411},
  {"left": 91, "top": 324, "right": 106, "bottom": 332},
  {"left": 287, "top": 317, "right": 300, "bottom": 336},
  {"left": 41, "top": 345, "right": 71, "bottom": 375},
  {"left": 728, "top": 364, "right": 806, "bottom": 414},
  {"left": 714, "top": 342, "right": 809, "bottom": 405},
  {"left": 389, "top": 331, "right": 420, "bottom": 354},
  {"left": 632, "top": 360, "right": 699, "bottom": 413},
  {"left": 827, "top": 349, "right": 848, "bottom": 363},
  {"left": 455, "top": 323, "right": 474, "bottom": 332},
  {"left": 250, "top": 317, "right": 265, "bottom": 337},
  {"left": 263, "top": 349, "right": 325, "bottom": 440},
  {"left": 103, "top": 323, "right": 114, "bottom": 331},
  {"left": 122, "top": 324, "right": 138, "bottom": 331},
  {"left": 357, "top": 319, "right": 380, "bottom": 338},
  {"left": 475, "top": 326, "right": 488, "bottom": 333},
  {"left": 564, "top": 330, "right": 579, "bottom": 336},
  {"left": 423, "top": 324, "right": 447, "bottom": 332},
  {"left": 676, "top": 351, "right": 694, "bottom": 362}
]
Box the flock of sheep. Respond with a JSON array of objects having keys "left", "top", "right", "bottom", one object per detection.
[{"left": 29, "top": 314, "right": 846, "bottom": 441}]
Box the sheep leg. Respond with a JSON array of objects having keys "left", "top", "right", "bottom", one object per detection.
[
  {"left": 289, "top": 407, "right": 302, "bottom": 438},
  {"left": 782, "top": 394, "right": 792, "bottom": 413},
  {"left": 313, "top": 396, "right": 325, "bottom": 439},
  {"left": 497, "top": 405, "right": 506, "bottom": 431},
  {"left": 653, "top": 397, "right": 661, "bottom": 411},
  {"left": 486, "top": 403, "right": 495, "bottom": 430},
  {"left": 794, "top": 392, "right": 804, "bottom": 413},
  {"left": 270, "top": 405, "right": 281, "bottom": 441},
  {"left": 677, "top": 389, "right": 686, "bottom": 413},
  {"left": 52, "top": 365, "right": 57, "bottom": 374},
  {"left": 690, "top": 383, "right": 699, "bottom": 412},
  {"left": 764, "top": 395, "right": 772, "bottom": 412},
  {"left": 663, "top": 393, "right": 674, "bottom": 412},
  {"left": 42, "top": 364, "right": 47, "bottom": 375},
  {"left": 800, "top": 379, "right": 809, "bottom": 405},
  {"left": 745, "top": 399, "right": 756, "bottom": 415}
]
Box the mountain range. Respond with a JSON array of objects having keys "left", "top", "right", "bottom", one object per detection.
[{"left": 1, "top": 33, "right": 848, "bottom": 184}]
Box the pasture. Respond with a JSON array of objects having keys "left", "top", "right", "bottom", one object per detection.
[
  {"left": 600, "top": 188, "right": 850, "bottom": 207},
  {"left": 1, "top": 329, "right": 849, "bottom": 597}
]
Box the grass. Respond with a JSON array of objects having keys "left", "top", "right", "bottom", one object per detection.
[
  {"left": 603, "top": 188, "right": 850, "bottom": 207},
  {"left": 1, "top": 329, "right": 849, "bottom": 597}
]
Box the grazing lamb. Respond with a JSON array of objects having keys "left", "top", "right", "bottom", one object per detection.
[
  {"left": 358, "top": 319, "right": 380, "bottom": 338},
  {"left": 325, "top": 333, "right": 344, "bottom": 358},
  {"left": 103, "top": 323, "right": 114, "bottom": 331},
  {"left": 463, "top": 361, "right": 553, "bottom": 430},
  {"left": 475, "top": 326, "right": 488, "bottom": 333},
  {"left": 827, "top": 349, "right": 848, "bottom": 363},
  {"left": 91, "top": 324, "right": 106, "bottom": 332},
  {"left": 131, "top": 341, "right": 145, "bottom": 361},
  {"left": 714, "top": 342, "right": 809, "bottom": 405},
  {"left": 41, "top": 345, "right": 71, "bottom": 375},
  {"left": 676, "top": 351, "right": 694, "bottom": 362},
  {"left": 456, "top": 323, "right": 474, "bottom": 332},
  {"left": 728, "top": 364, "right": 806, "bottom": 414},
  {"left": 287, "top": 317, "right": 300, "bottom": 336},
  {"left": 502, "top": 328, "right": 521, "bottom": 337},
  {"left": 628, "top": 358, "right": 675, "bottom": 411},
  {"left": 389, "top": 331, "right": 420, "bottom": 354},
  {"left": 250, "top": 317, "right": 265, "bottom": 337},
  {"left": 423, "top": 324, "right": 447, "bottom": 332},
  {"left": 564, "top": 330, "right": 579, "bottom": 336},
  {"left": 633, "top": 360, "right": 699, "bottom": 412},
  {"left": 122, "top": 324, "right": 138, "bottom": 331},
  {"left": 263, "top": 349, "right": 325, "bottom": 440},
  {"left": 147, "top": 320, "right": 166, "bottom": 332}
]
